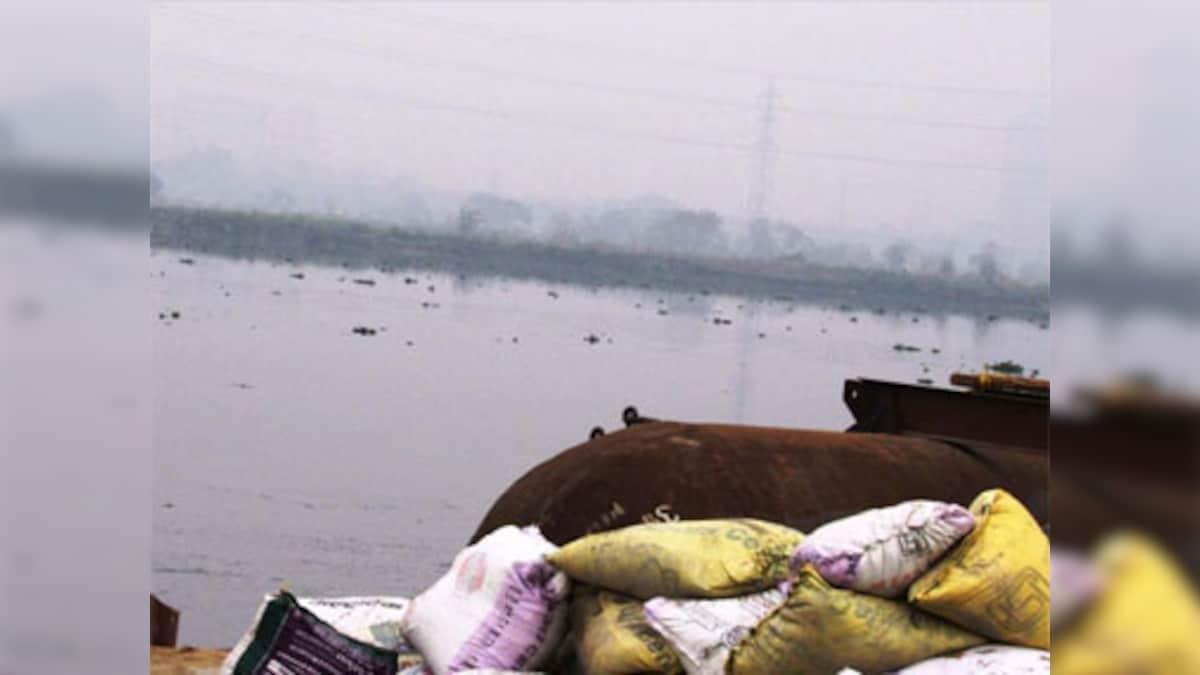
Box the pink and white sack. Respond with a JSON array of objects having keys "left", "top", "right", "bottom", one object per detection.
[
  {"left": 792, "top": 499, "right": 974, "bottom": 597},
  {"left": 402, "top": 525, "right": 569, "bottom": 675}
]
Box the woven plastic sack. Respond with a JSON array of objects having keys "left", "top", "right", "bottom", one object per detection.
[
  {"left": 894, "top": 645, "right": 1049, "bottom": 674},
  {"left": 793, "top": 499, "right": 974, "bottom": 597},
  {"left": 222, "top": 591, "right": 402, "bottom": 674},
  {"left": 642, "top": 587, "right": 785, "bottom": 675},
  {"left": 298, "top": 596, "right": 421, "bottom": 668},
  {"left": 403, "top": 525, "right": 570, "bottom": 674},
  {"left": 728, "top": 566, "right": 984, "bottom": 675},
  {"left": 908, "top": 489, "right": 1050, "bottom": 648},
  {"left": 548, "top": 519, "right": 802, "bottom": 599},
  {"left": 571, "top": 588, "right": 681, "bottom": 674},
  {"left": 1052, "top": 533, "right": 1200, "bottom": 675}
]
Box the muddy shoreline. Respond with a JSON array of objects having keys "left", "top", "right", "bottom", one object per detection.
[{"left": 150, "top": 646, "right": 228, "bottom": 674}]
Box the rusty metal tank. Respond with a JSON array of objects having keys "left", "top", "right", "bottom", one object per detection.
[{"left": 471, "top": 420, "right": 1047, "bottom": 545}]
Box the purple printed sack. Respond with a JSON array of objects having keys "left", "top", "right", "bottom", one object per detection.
[
  {"left": 793, "top": 500, "right": 974, "bottom": 597},
  {"left": 402, "top": 525, "right": 569, "bottom": 674}
]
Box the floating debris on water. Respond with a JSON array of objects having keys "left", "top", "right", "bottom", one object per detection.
[
  {"left": 917, "top": 378, "right": 934, "bottom": 385},
  {"left": 547, "top": 290, "right": 559, "bottom": 299},
  {"left": 352, "top": 278, "right": 376, "bottom": 286},
  {"left": 404, "top": 277, "right": 418, "bottom": 285},
  {"left": 657, "top": 309, "right": 669, "bottom": 316},
  {"left": 179, "top": 258, "right": 195, "bottom": 265},
  {"left": 290, "top": 272, "right": 305, "bottom": 280},
  {"left": 986, "top": 360, "right": 1024, "bottom": 375},
  {"left": 893, "top": 343, "right": 921, "bottom": 352},
  {"left": 712, "top": 317, "right": 733, "bottom": 325},
  {"left": 583, "top": 334, "right": 601, "bottom": 344},
  {"left": 351, "top": 326, "right": 378, "bottom": 336}
]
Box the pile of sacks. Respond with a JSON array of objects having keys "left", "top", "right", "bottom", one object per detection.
[
  {"left": 1050, "top": 532, "right": 1200, "bottom": 674},
  {"left": 221, "top": 488, "right": 1049, "bottom": 674}
]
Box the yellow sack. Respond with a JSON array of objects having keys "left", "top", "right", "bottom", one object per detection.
[
  {"left": 1053, "top": 533, "right": 1200, "bottom": 675},
  {"left": 907, "top": 489, "right": 1050, "bottom": 648},
  {"left": 729, "top": 565, "right": 984, "bottom": 674},
  {"left": 572, "top": 588, "right": 682, "bottom": 675},
  {"left": 549, "top": 519, "right": 803, "bottom": 599}
]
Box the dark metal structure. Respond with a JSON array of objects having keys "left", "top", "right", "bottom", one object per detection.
[
  {"left": 150, "top": 594, "right": 179, "bottom": 647},
  {"left": 843, "top": 377, "right": 1047, "bottom": 454},
  {"left": 472, "top": 378, "right": 1049, "bottom": 545},
  {"left": 1051, "top": 390, "right": 1200, "bottom": 576}
]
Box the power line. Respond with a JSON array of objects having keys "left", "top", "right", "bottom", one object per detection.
[
  {"left": 775, "top": 105, "right": 1045, "bottom": 133},
  {"left": 333, "top": 4, "right": 1050, "bottom": 100},
  {"left": 153, "top": 52, "right": 1045, "bottom": 176},
  {"left": 154, "top": 5, "right": 1047, "bottom": 134}
]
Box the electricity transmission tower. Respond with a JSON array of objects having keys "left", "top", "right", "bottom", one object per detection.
[{"left": 748, "top": 81, "right": 777, "bottom": 223}]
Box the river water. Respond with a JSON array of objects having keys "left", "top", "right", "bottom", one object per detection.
[{"left": 151, "top": 252, "right": 1047, "bottom": 645}]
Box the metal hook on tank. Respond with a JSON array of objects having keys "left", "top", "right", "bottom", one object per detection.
[{"left": 622, "top": 405, "right": 658, "bottom": 427}]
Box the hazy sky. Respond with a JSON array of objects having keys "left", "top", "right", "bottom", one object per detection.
[
  {"left": 1, "top": 4, "right": 146, "bottom": 165},
  {"left": 1053, "top": 1, "right": 1199, "bottom": 260},
  {"left": 151, "top": 2, "right": 1049, "bottom": 252}
]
